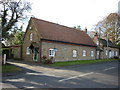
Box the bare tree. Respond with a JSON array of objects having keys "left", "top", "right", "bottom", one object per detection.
[
  {"left": 0, "top": 0, "right": 31, "bottom": 38},
  {"left": 94, "top": 13, "right": 120, "bottom": 45}
]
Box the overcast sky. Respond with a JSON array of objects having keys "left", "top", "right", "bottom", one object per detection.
[{"left": 28, "top": 0, "right": 119, "bottom": 31}]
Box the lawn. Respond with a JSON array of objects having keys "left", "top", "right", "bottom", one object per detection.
[
  {"left": 49, "top": 59, "right": 119, "bottom": 67},
  {"left": 1, "top": 63, "right": 22, "bottom": 73}
]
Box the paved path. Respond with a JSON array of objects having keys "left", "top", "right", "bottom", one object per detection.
[
  {"left": 1, "top": 83, "right": 17, "bottom": 88},
  {"left": 2, "top": 60, "right": 119, "bottom": 88}
]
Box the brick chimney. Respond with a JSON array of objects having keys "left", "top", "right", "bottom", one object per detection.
[
  {"left": 84, "top": 27, "right": 87, "bottom": 33},
  {"left": 93, "top": 33, "right": 98, "bottom": 41},
  {"left": 109, "top": 35, "right": 113, "bottom": 42}
]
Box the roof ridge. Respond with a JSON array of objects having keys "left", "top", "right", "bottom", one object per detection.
[{"left": 31, "top": 17, "right": 84, "bottom": 32}]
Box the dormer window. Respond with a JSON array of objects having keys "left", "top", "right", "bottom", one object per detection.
[{"left": 30, "top": 33, "right": 33, "bottom": 41}]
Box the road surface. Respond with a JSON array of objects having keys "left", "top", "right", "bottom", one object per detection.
[{"left": 2, "top": 60, "right": 119, "bottom": 88}]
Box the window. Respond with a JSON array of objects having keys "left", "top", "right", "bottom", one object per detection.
[
  {"left": 112, "top": 51, "right": 114, "bottom": 57},
  {"left": 116, "top": 51, "right": 118, "bottom": 56},
  {"left": 30, "top": 33, "right": 33, "bottom": 41},
  {"left": 106, "top": 50, "right": 108, "bottom": 56},
  {"left": 73, "top": 50, "right": 77, "bottom": 57},
  {"left": 96, "top": 41, "right": 99, "bottom": 45},
  {"left": 109, "top": 51, "right": 112, "bottom": 58},
  {"left": 49, "top": 49, "right": 55, "bottom": 57},
  {"left": 29, "top": 26, "right": 32, "bottom": 30},
  {"left": 83, "top": 50, "right": 86, "bottom": 56},
  {"left": 97, "top": 51, "right": 99, "bottom": 55},
  {"left": 114, "top": 51, "right": 116, "bottom": 56},
  {"left": 91, "top": 51, "right": 94, "bottom": 57},
  {"left": 26, "top": 47, "right": 30, "bottom": 54}
]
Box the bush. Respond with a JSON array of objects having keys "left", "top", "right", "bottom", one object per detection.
[
  {"left": 42, "top": 56, "right": 54, "bottom": 64},
  {"left": 44, "top": 59, "right": 52, "bottom": 64},
  {"left": 113, "top": 56, "right": 119, "bottom": 59},
  {"left": 13, "top": 58, "right": 23, "bottom": 60}
]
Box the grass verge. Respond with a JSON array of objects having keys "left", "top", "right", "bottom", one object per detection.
[
  {"left": 1, "top": 63, "right": 22, "bottom": 73},
  {"left": 49, "top": 59, "right": 119, "bottom": 67}
]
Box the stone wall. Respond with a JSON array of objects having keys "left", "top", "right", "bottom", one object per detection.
[
  {"left": 41, "top": 41, "right": 96, "bottom": 62},
  {"left": 22, "top": 20, "right": 41, "bottom": 62},
  {"left": 102, "top": 47, "right": 119, "bottom": 59},
  {"left": 12, "top": 46, "right": 21, "bottom": 59}
]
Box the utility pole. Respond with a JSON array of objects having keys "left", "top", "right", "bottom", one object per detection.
[
  {"left": 98, "top": 26, "right": 109, "bottom": 60},
  {"left": 106, "top": 33, "right": 109, "bottom": 59},
  {"left": 98, "top": 27, "right": 101, "bottom": 59}
]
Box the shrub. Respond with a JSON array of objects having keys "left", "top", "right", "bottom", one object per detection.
[
  {"left": 42, "top": 56, "right": 54, "bottom": 64},
  {"left": 42, "top": 55, "right": 47, "bottom": 60},
  {"left": 41, "top": 55, "right": 47, "bottom": 63},
  {"left": 13, "top": 58, "right": 23, "bottom": 60},
  {"left": 113, "top": 56, "right": 119, "bottom": 59}
]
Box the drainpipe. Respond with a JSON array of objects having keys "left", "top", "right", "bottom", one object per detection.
[
  {"left": 98, "top": 27, "right": 101, "bottom": 59},
  {"left": 39, "top": 40, "right": 42, "bottom": 63},
  {"left": 107, "top": 33, "right": 109, "bottom": 59}
]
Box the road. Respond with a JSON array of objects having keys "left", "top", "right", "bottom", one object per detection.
[{"left": 2, "top": 60, "right": 119, "bottom": 88}]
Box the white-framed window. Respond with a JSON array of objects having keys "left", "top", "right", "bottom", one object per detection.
[
  {"left": 106, "top": 50, "right": 108, "bottom": 56},
  {"left": 97, "top": 51, "right": 99, "bottom": 55},
  {"left": 112, "top": 51, "right": 114, "bottom": 57},
  {"left": 116, "top": 51, "right": 118, "bottom": 56},
  {"left": 30, "top": 33, "right": 33, "bottom": 41},
  {"left": 29, "top": 26, "right": 32, "bottom": 30},
  {"left": 83, "top": 50, "right": 86, "bottom": 56},
  {"left": 96, "top": 41, "right": 99, "bottom": 45},
  {"left": 109, "top": 51, "right": 112, "bottom": 58},
  {"left": 26, "top": 47, "right": 30, "bottom": 54},
  {"left": 49, "top": 49, "right": 55, "bottom": 57},
  {"left": 91, "top": 51, "right": 94, "bottom": 57},
  {"left": 73, "top": 50, "right": 77, "bottom": 57}
]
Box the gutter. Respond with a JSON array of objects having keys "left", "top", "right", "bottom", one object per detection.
[{"left": 41, "top": 38, "right": 97, "bottom": 47}]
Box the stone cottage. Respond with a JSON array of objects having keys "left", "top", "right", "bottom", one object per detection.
[
  {"left": 22, "top": 17, "right": 97, "bottom": 62},
  {"left": 93, "top": 33, "right": 119, "bottom": 59}
]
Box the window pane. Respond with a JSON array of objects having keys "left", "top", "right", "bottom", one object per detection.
[
  {"left": 91, "top": 51, "right": 94, "bottom": 57},
  {"left": 26, "top": 47, "right": 30, "bottom": 54},
  {"left": 30, "top": 33, "right": 32, "bottom": 41},
  {"left": 49, "top": 49, "right": 55, "bottom": 57},
  {"left": 83, "top": 50, "right": 86, "bottom": 56},
  {"left": 116, "top": 51, "right": 118, "bottom": 56},
  {"left": 106, "top": 50, "right": 108, "bottom": 55},
  {"left": 73, "top": 50, "right": 77, "bottom": 57},
  {"left": 97, "top": 51, "right": 99, "bottom": 55}
]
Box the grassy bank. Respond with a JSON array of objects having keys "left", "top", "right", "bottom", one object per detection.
[
  {"left": 49, "top": 59, "right": 119, "bottom": 67},
  {"left": 1, "top": 64, "right": 22, "bottom": 73}
]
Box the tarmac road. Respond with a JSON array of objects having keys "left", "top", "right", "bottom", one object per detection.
[{"left": 2, "top": 60, "right": 119, "bottom": 88}]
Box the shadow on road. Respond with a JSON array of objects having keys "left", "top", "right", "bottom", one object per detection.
[{"left": 2, "top": 59, "right": 119, "bottom": 88}]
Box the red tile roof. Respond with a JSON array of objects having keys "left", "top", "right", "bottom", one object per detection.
[{"left": 31, "top": 17, "right": 97, "bottom": 47}]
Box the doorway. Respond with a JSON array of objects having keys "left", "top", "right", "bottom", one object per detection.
[
  {"left": 33, "top": 48, "right": 38, "bottom": 62},
  {"left": 109, "top": 51, "right": 112, "bottom": 58}
]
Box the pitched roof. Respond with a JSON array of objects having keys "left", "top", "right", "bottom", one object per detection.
[
  {"left": 31, "top": 17, "right": 97, "bottom": 47},
  {"left": 99, "top": 38, "right": 118, "bottom": 48}
]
